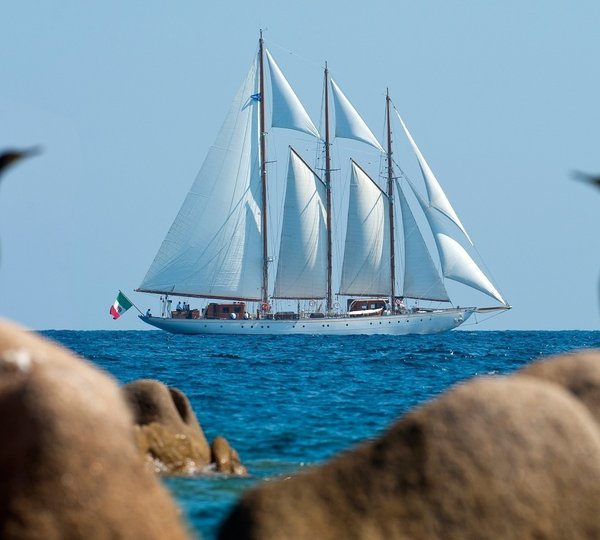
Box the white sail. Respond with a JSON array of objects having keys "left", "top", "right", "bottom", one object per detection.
[
  {"left": 408, "top": 181, "right": 506, "bottom": 305},
  {"left": 139, "top": 59, "right": 263, "bottom": 300},
  {"left": 395, "top": 109, "right": 472, "bottom": 244},
  {"left": 330, "top": 79, "right": 384, "bottom": 152},
  {"left": 339, "top": 161, "right": 390, "bottom": 296},
  {"left": 396, "top": 181, "right": 449, "bottom": 302},
  {"left": 273, "top": 149, "right": 327, "bottom": 299},
  {"left": 265, "top": 49, "right": 320, "bottom": 138}
]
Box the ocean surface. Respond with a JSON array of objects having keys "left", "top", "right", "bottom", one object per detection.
[{"left": 43, "top": 330, "right": 600, "bottom": 539}]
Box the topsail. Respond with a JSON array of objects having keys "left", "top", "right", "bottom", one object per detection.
[{"left": 330, "top": 79, "right": 384, "bottom": 152}]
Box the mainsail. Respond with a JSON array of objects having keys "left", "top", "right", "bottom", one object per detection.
[
  {"left": 139, "top": 60, "right": 263, "bottom": 300},
  {"left": 273, "top": 148, "right": 328, "bottom": 299},
  {"left": 139, "top": 45, "right": 321, "bottom": 301},
  {"left": 339, "top": 161, "right": 390, "bottom": 296}
]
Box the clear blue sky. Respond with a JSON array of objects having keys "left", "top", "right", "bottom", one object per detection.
[{"left": 1, "top": 1, "right": 598, "bottom": 331}]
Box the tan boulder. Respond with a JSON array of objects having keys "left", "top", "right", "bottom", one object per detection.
[
  {"left": 520, "top": 348, "right": 600, "bottom": 421},
  {"left": 0, "top": 319, "right": 189, "bottom": 540},
  {"left": 211, "top": 435, "right": 247, "bottom": 475},
  {"left": 219, "top": 374, "right": 600, "bottom": 540},
  {"left": 122, "top": 379, "right": 211, "bottom": 474},
  {"left": 123, "top": 379, "right": 247, "bottom": 476}
]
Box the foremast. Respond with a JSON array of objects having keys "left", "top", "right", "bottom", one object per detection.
[{"left": 258, "top": 31, "right": 269, "bottom": 309}]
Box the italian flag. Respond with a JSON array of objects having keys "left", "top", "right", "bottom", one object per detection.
[{"left": 110, "top": 291, "right": 133, "bottom": 320}]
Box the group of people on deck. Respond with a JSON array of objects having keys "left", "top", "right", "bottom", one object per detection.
[{"left": 147, "top": 298, "right": 192, "bottom": 318}]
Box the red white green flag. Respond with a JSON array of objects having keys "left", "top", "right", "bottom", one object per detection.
[{"left": 110, "top": 291, "right": 133, "bottom": 320}]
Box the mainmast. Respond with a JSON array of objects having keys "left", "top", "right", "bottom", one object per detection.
[
  {"left": 259, "top": 31, "right": 269, "bottom": 308},
  {"left": 324, "top": 63, "right": 333, "bottom": 313},
  {"left": 386, "top": 90, "right": 396, "bottom": 309}
]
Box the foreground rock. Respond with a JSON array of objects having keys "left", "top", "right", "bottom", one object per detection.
[
  {"left": 220, "top": 354, "right": 600, "bottom": 540},
  {"left": 123, "top": 379, "right": 246, "bottom": 475},
  {"left": 0, "top": 320, "right": 189, "bottom": 540},
  {"left": 520, "top": 349, "right": 600, "bottom": 421}
]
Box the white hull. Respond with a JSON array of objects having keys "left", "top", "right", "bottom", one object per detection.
[{"left": 139, "top": 308, "right": 474, "bottom": 336}]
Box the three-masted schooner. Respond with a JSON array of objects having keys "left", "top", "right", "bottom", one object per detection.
[{"left": 136, "top": 33, "right": 510, "bottom": 335}]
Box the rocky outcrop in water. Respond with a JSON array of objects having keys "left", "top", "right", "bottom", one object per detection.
[
  {"left": 123, "top": 379, "right": 247, "bottom": 475},
  {"left": 211, "top": 435, "right": 247, "bottom": 475},
  {"left": 0, "top": 319, "right": 190, "bottom": 540},
  {"left": 219, "top": 349, "right": 600, "bottom": 540}
]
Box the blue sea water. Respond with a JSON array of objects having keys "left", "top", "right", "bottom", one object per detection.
[{"left": 42, "top": 330, "right": 600, "bottom": 539}]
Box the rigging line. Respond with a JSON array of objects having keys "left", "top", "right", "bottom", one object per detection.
[
  {"left": 266, "top": 38, "right": 323, "bottom": 71},
  {"left": 379, "top": 97, "right": 389, "bottom": 180},
  {"left": 461, "top": 309, "right": 509, "bottom": 327},
  {"left": 390, "top": 155, "right": 413, "bottom": 184}
]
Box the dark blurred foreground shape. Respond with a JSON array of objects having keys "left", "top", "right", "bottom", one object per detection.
[
  {"left": 0, "top": 320, "right": 190, "bottom": 540},
  {"left": 219, "top": 349, "right": 600, "bottom": 540},
  {"left": 0, "top": 147, "right": 41, "bottom": 178},
  {"left": 572, "top": 170, "right": 600, "bottom": 190}
]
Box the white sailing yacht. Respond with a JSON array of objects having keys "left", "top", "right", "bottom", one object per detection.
[{"left": 136, "top": 34, "right": 510, "bottom": 335}]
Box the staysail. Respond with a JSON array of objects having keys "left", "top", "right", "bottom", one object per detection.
[
  {"left": 330, "top": 79, "right": 384, "bottom": 152},
  {"left": 395, "top": 109, "right": 472, "bottom": 244},
  {"left": 139, "top": 59, "right": 263, "bottom": 300},
  {"left": 408, "top": 180, "right": 506, "bottom": 305},
  {"left": 339, "top": 161, "right": 390, "bottom": 296},
  {"left": 273, "top": 148, "right": 328, "bottom": 299},
  {"left": 396, "top": 181, "right": 449, "bottom": 302}
]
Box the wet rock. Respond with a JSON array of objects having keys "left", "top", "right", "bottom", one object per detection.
[
  {"left": 0, "top": 319, "right": 189, "bottom": 540},
  {"left": 219, "top": 374, "right": 600, "bottom": 540},
  {"left": 123, "top": 379, "right": 210, "bottom": 474},
  {"left": 520, "top": 349, "right": 600, "bottom": 421},
  {"left": 211, "top": 435, "right": 248, "bottom": 475},
  {"left": 123, "top": 379, "right": 246, "bottom": 476}
]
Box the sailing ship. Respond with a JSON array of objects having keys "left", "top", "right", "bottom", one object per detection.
[{"left": 136, "top": 33, "right": 510, "bottom": 335}]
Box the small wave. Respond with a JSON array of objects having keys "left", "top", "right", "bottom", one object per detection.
[{"left": 209, "top": 352, "right": 243, "bottom": 359}]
